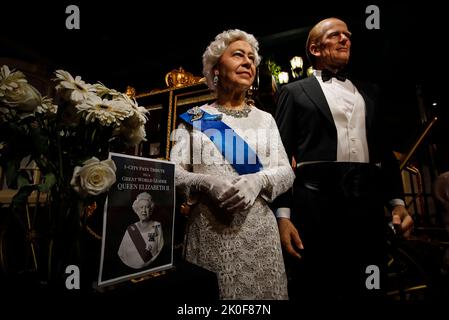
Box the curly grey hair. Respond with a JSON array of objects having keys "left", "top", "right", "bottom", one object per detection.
[
  {"left": 202, "top": 29, "right": 261, "bottom": 90},
  {"left": 132, "top": 192, "right": 153, "bottom": 213}
]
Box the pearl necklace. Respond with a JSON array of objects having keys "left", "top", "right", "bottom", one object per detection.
[{"left": 215, "top": 103, "right": 252, "bottom": 118}]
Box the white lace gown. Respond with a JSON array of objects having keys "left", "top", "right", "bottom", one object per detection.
[{"left": 170, "top": 103, "right": 295, "bottom": 300}]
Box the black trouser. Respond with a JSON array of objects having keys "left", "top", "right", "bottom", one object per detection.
[{"left": 288, "top": 162, "right": 387, "bottom": 302}]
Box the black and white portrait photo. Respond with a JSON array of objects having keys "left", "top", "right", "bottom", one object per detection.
[
  {"left": 117, "top": 192, "right": 164, "bottom": 269},
  {"left": 98, "top": 153, "right": 175, "bottom": 287}
]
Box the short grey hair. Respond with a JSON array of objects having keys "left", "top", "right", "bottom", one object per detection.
[
  {"left": 202, "top": 29, "right": 261, "bottom": 90},
  {"left": 132, "top": 192, "right": 153, "bottom": 213}
]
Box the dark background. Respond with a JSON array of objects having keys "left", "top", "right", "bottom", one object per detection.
[
  {"left": 0, "top": 2, "right": 442, "bottom": 86},
  {"left": 1, "top": 0, "right": 448, "bottom": 304},
  {"left": 1, "top": 0, "right": 445, "bottom": 154}
]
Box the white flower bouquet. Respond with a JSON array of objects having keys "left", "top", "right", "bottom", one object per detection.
[{"left": 0, "top": 64, "right": 149, "bottom": 284}]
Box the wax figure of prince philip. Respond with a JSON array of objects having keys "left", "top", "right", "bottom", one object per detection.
[{"left": 274, "top": 17, "right": 413, "bottom": 301}]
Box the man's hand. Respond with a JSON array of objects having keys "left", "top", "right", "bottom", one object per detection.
[
  {"left": 277, "top": 218, "right": 304, "bottom": 259},
  {"left": 392, "top": 205, "right": 413, "bottom": 238}
]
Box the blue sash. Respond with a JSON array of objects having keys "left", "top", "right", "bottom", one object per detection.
[
  {"left": 127, "top": 223, "right": 152, "bottom": 262},
  {"left": 180, "top": 108, "right": 263, "bottom": 175}
]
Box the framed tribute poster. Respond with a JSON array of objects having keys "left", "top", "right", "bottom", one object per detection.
[{"left": 98, "top": 152, "right": 175, "bottom": 287}]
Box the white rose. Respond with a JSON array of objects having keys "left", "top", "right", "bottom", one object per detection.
[
  {"left": 1, "top": 82, "right": 42, "bottom": 112},
  {"left": 70, "top": 157, "right": 117, "bottom": 197}
]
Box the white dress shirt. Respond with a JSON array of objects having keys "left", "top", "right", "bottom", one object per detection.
[{"left": 315, "top": 69, "right": 369, "bottom": 163}]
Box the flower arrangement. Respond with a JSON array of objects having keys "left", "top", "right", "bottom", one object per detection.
[{"left": 0, "top": 65, "right": 148, "bottom": 284}]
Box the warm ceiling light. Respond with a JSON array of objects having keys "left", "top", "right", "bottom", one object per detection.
[
  {"left": 290, "top": 56, "right": 303, "bottom": 78},
  {"left": 306, "top": 66, "right": 314, "bottom": 77},
  {"left": 278, "top": 71, "right": 289, "bottom": 84},
  {"left": 290, "top": 56, "right": 303, "bottom": 70}
]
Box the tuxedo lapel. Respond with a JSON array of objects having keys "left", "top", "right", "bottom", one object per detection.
[{"left": 301, "top": 76, "right": 334, "bottom": 124}]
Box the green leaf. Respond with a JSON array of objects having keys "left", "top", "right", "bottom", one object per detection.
[
  {"left": 38, "top": 172, "right": 57, "bottom": 192},
  {"left": 17, "top": 174, "right": 31, "bottom": 188},
  {"left": 5, "top": 159, "right": 20, "bottom": 188},
  {"left": 10, "top": 185, "right": 37, "bottom": 213}
]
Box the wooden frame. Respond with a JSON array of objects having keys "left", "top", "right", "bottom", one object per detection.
[{"left": 135, "top": 83, "right": 216, "bottom": 160}]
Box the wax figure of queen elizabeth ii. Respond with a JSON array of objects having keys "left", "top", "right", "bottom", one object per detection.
[{"left": 170, "top": 29, "right": 295, "bottom": 299}]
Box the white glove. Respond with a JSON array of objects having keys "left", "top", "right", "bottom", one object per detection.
[
  {"left": 220, "top": 173, "right": 268, "bottom": 212},
  {"left": 192, "top": 174, "right": 238, "bottom": 203}
]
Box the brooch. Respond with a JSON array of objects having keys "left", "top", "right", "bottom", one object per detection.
[{"left": 187, "top": 106, "right": 203, "bottom": 121}]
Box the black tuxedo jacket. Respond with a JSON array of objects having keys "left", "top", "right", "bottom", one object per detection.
[{"left": 274, "top": 75, "right": 404, "bottom": 207}]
